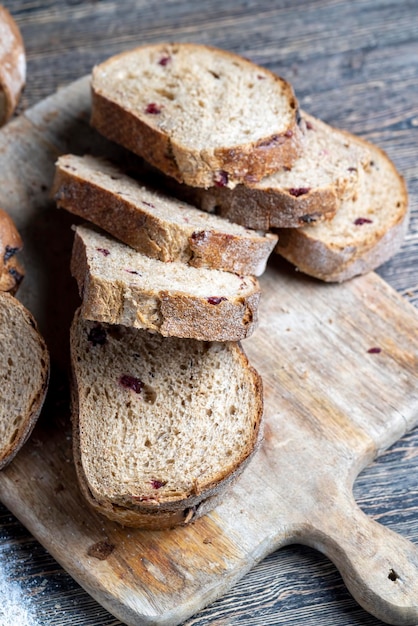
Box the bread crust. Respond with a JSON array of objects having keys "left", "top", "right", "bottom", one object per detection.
[
  {"left": 91, "top": 43, "right": 303, "bottom": 189},
  {"left": 71, "top": 225, "right": 261, "bottom": 342},
  {"left": 167, "top": 112, "right": 369, "bottom": 230},
  {"left": 0, "top": 6, "right": 26, "bottom": 125},
  {"left": 0, "top": 208, "right": 24, "bottom": 293},
  {"left": 52, "top": 154, "right": 277, "bottom": 276},
  {"left": 276, "top": 138, "right": 409, "bottom": 282},
  {"left": 70, "top": 312, "right": 263, "bottom": 529},
  {"left": 0, "top": 293, "right": 50, "bottom": 468}
]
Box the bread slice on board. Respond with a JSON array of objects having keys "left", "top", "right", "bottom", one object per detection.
[
  {"left": 0, "top": 208, "right": 24, "bottom": 294},
  {"left": 90, "top": 43, "right": 303, "bottom": 189},
  {"left": 0, "top": 6, "right": 26, "bottom": 126},
  {"left": 70, "top": 309, "right": 263, "bottom": 529},
  {"left": 0, "top": 292, "right": 49, "bottom": 468},
  {"left": 53, "top": 154, "right": 277, "bottom": 276},
  {"left": 71, "top": 224, "right": 260, "bottom": 341},
  {"left": 172, "top": 112, "right": 370, "bottom": 230},
  {"left": 275, "top": 138, "right": 409, "bottom": 282}
]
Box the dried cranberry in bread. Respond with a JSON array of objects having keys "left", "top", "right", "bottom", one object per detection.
[
  {"left": 0, "top": 292, "right": 49, "bottom": 468},
  {"left": 53, "top": 154, "right": 277, "bottom": 276},
  {"left": 0, "top": 208, "right": 24, "bottom": 294},
  {"left": 71, "top": 224, "right": 260, "bottom": 342},
  {"left": 91, "top": 43, "right": 303, "bottom": 189},
  {"left": 173, "top": 112, "right": 370, "bottom": 230},
  {"left": 70, "top": 310, "right": 263, "bottom": 529},
  {"left": 0, "top": 6, "right": 26, "bottom": 125},
  {"left": 276, "top": 138, "right": 409, "bottom": 282}
]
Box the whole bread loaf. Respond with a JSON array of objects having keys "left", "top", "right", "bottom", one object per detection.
[
  {"left": 0, "top": 207, "right": 24, "bottom": 294},
  {"left": 0, "top": 6, "right": 26, "bottom": 125},
  {"left": 0, "top": 292, "right": 49, "bottom": 468},
  {"left": 70, "top": 310, "right": 263, "bottom": 529},
  {"left": 91, "top": 43, "right": 303, "bottom": 189},
  {"left": 71, "top": 224, "right": 260, "bottom": 341},
  {"left": 275, "top": 137, "right": 409, "bottom": 282},
  {"left": 172, "top": 112, "right": 370, "bottom": 230},
  {"left": 53, "top": 153, "right": 277, "bottom": 276}
]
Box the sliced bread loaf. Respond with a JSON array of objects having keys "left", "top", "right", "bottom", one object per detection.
[
  {"left": 0, "top": 292, "right": 49, "bottom": 468},
  {"left": 90, "top": 43, "right": 303, "bottom": 189},
  {"left": 0, "top": 6, "right": 26, "bottom": 126},
  {"left": 71, "top": 224, "right": 260, "bottom": 341},
  {"left": 53, "top": 154, "right": 277, "bottom": 276},
  {"left": 275, "top": 138, "right": 409, "bottom": 282},
  {"left": 0, "top": 208, "right": 24, "bottom": 294},
  {"left": 70, "top": 310, "right": 263, "bottom": 529},
  {"left": 170, "top": 112, "right": 370, "bottom": 230}
]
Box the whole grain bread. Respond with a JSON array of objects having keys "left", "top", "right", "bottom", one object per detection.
[
  {"left": 0, "top": 208, "right": 24, "bottom": 294},
  {"left": 275, "top": 137, "right": 409, "bottom": 282},
  {"left": 90, "top": 43, "right": 303, "bottom": 189},
  {"left": 70, "top": 310, "right": 263, "bottom": 529},
  {"left": 53, "top": 154, "right": 277, "bottom": 276},
  {"left": 71, "top": 224, "right": 260, "bottom": 341},
  {"left": 0, "top": 6, "right": 26, "bottom": 126},
  {"left": 172, "top": 112, "right": 371, "bottom": 230},
  {"left": 0, "top": 292, "right": 49, "bottom": 468}
]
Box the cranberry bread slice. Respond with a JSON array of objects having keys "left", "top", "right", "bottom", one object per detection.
[
  {"left": 91, "top": 43, "right": 303, "bottom": 189},
  {"left": 0, "top": 6, "right": 26, "bottom": 126},
  {"left": 70, "top": 310, "right": 263, "bottom": 529},
  {"left": 0, "top": 293, "right": 49, "bottom": 468},
  {"left": 172, "top": 112, "right": 370, "bottom": 230},
  {"left": 276, "top": 138, "right": 409, "bottom": 282},
  {"left": 0, "top": 208, "right": 24, "bottom": 294},
  {"left": 71, "top": 224, "right": 260, "bottom": 341},
  {"left": 53, "top": 154, "right": 277, "bottom": 276}
]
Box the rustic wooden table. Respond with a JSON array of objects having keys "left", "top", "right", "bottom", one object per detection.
[{"left": 0, "top": 1, "right": 417, "bottom": 625}]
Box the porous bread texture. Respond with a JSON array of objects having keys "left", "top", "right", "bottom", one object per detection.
[
  {"left": 173, "top": 112, "right": 371, "bottom": 230},
  {"left": 0, "top": 6, "right": 26, "bottom": 125},
  {"left": 53, "top": 154, "right": 277, "bottom": 276},
  {"left": 70, "top": 311, "right": 263, "bottom": 528},
  {"left": 276, "top": 138, "right": 409, "bottom": 282},
  {"left": 0, "top": 208, "right": 24, "bottom": 294},
  {"left": 0, "top": 293, "right": 49, "bottom": 468},
  {"left": 71, "top": 224, "right": 260, "bottom": 341},
  {"left": 91, "top": 42, "right": 303, "bottom": 189}
]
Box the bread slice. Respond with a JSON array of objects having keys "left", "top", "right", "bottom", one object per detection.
[
  {"left": 70, "top": 309, "right": 263, "bottom": 529},
  {"left": 0, "top": 6, "right": 26, "bottom": 126},
  {"left": 169, "top": 112, "right": 370, "bottom": 230},
  {"left": 90, "top": 43, "right": 303, "bottom": 189},
  {"left": 0, "top": 293, "right": 49, "bottom": 468},
  {"left": 53, "top": 154, "right": 277, "bottom": 276},
  {"left": 275, "top": 138, "right": 409, "bottom": 282},
  {"left": 0, "top": 208, "right": 24, "bottom": 294},
  {"left": 71, "top": 224, "right": 260, "bottom": 341}
]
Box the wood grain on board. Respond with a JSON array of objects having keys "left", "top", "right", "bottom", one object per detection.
[
  {"left": 0, "top": 1, "right": 417, "bottom": 625},
  {"left": 0, "top": 77, "right": 416, "bottom": 626}
]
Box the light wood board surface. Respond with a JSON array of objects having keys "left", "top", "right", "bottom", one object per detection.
[{"left": 0, "top": 77, "right": 417, "bottom": 626}]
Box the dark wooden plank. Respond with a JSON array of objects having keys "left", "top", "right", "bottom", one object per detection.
[{"left": 0, "top": 1, "right": 416, "bottom": 625}]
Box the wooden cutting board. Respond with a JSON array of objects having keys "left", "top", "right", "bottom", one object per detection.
[{"left": 0, "top": 76, "right": 417, "bottom": 626}]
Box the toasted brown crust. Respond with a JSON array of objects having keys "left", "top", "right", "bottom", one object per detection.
[
  {"left": 275, "top": 138, "right": 409, "bottom": 282},
  {"left": 0, "top": 6, "right": 26, "bottom": 125},
  {"left": 90, "top": 43, "right": 303, "bottom": 188},
  {"left": 70, "top": 311, "right": 263, "bottom": 529},
  {"left": 0, "top": 293, "right": 50, "bottom": 469},
  {"left": 52, "top": 155, "right": 277, "bottom": 276}
]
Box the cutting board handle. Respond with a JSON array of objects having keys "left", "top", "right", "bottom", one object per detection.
[{"left": 303, "top": 488, "right": 418, "bottom": 625}]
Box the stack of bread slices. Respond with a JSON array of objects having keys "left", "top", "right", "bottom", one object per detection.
[{"left": 53, "top": 43, "right": 408, "bottom": 529}]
